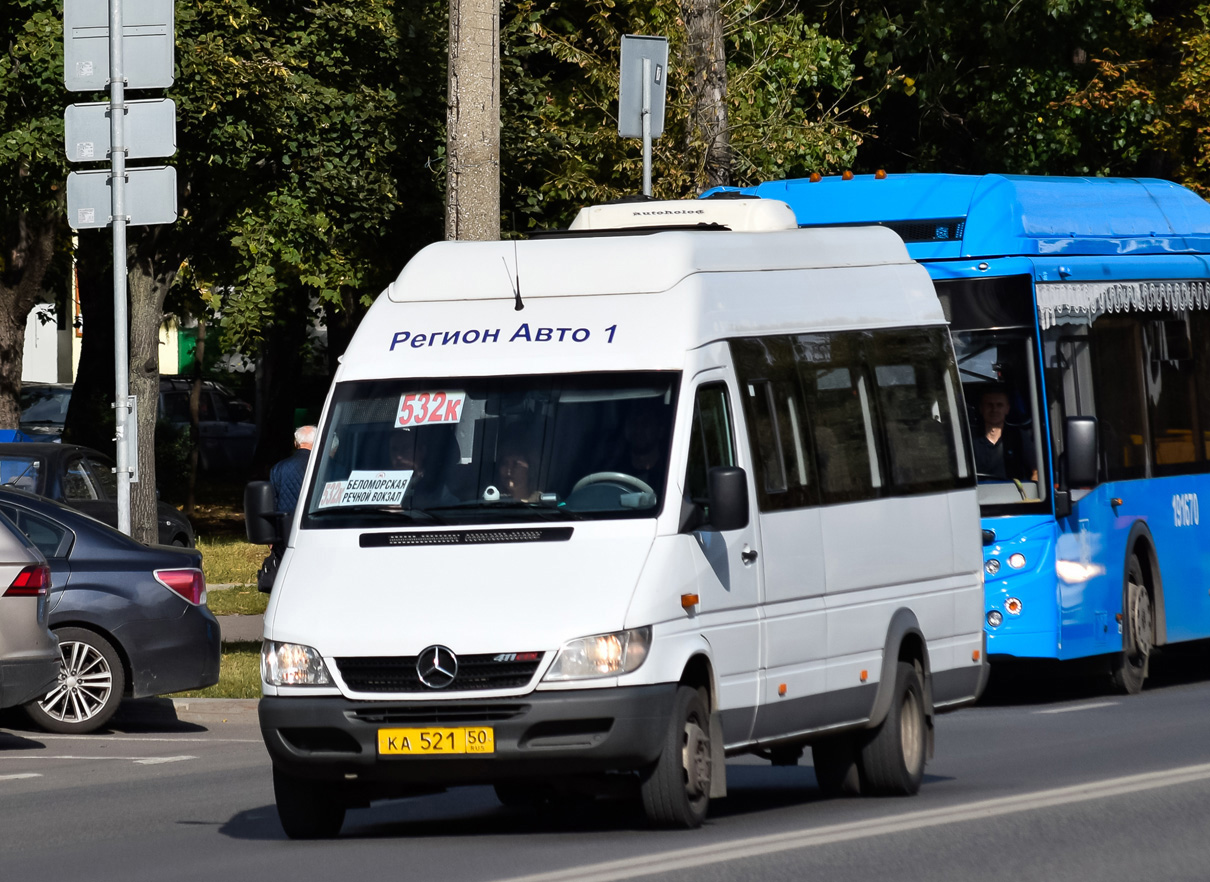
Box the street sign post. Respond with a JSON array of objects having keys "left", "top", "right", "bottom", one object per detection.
[
  {"left": 64, "top": 98, "right": 176, "bottom": 162},
  {"left": 62, "top": 0, "right": 177, "bottom": 536},
  {"left": 618, "top": 35, "right": 668, "bottom": 198}
]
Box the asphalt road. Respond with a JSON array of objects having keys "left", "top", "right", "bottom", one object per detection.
[{"left": 2, "top": 644, "right": 1210, "bottom": 882}]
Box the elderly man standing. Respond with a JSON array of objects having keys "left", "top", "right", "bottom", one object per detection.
[{"left": 259, "top": 425, "right": 315, "bottom": 591}]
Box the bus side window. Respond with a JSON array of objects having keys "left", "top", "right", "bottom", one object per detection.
[{"left": 684, "top": 383, "right": 736, "bottom": 507}]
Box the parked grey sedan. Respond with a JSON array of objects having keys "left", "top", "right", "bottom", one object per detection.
[{"left": 0, "top": 509, "right": 60, "bottom": 710}]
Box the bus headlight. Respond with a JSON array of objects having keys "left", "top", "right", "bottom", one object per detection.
[
  {"left": 544, "top": 627, "right": 651, "bottom": 681},
  {"left": 1008, "top": 553, "right": 1027, "bottom": 569},
  {"left": 987, "top": 610, "right": 1003, "bottom": 627},
  {"left": 985, "top": 559, "right": 1001, "bottom": 576},
  {"left": 262, "top": 641, "right": 333, "bottom": 686}
]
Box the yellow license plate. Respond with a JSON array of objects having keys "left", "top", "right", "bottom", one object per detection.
[{"left": 377, "top": 727, "right": 495, "bottom": 756}]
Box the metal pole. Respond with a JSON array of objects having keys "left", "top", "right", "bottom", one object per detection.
[
  {"left": 641, "top": 57, "right": 652, "bottom": 197},
  {"left": 110, "top": 0, "right": 131, "bottom": 535}
]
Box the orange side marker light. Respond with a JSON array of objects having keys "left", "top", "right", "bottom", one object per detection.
[
  {"left": 778, "top": 683, "right": 787, "bottom": 696},
  {"left": 859, "top": 669, "right": 868, "bottom": 682},
  {"left": 681, "top": 593, "right": 700, "bottom": 610},
  {"left": 972, "top": 650, "right": 981, "bottom": 662}
]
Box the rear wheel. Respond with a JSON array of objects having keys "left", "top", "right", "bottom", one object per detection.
[
  {"left": 640, "top": 685, "right": 712, "bottom": 828},
  {"left": 858, "top": 661, "right": 927, "bottom": 796},
  {"left": 25, "top": 627, "right": 125, "bottom": 734},
  {"left": 1111, "top": 554, "right": 1152, "bottom": 695},
  {"left": 273, "top": 767, "right": 346, "bottom": 839}
]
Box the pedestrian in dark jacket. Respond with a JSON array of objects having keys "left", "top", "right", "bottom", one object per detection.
[{"left": 259, "top": 425, "right": 315, "bottom": 591}]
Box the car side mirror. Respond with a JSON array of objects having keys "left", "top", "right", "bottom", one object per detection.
[
  {"left": 707, "top": 466, "right": 749, "bottom": 532},
  {"left": 1065, "top": 416, "right": 1098, "bottom": 488},
  {"left": 244, "top": 481, "right": 283, "bottom": 545}
]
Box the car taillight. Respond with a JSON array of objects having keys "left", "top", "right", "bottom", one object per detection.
[
  {"left": 4, "top": 564, "right": 50, "bottom": 597},
  {"left": 155, "top": 568, "right": 206, "bottom": 605}
]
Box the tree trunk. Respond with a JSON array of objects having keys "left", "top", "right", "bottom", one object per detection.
[
  {"left": 127, "top": 241, "right": 181, "bottom": 546},
  {"left": 681, "top": 0, "right": 733, "bottom": 190},
  {"left": 446, "top": 0, "right": 501, "bottom": 241},
  {"left": 0, "top": 208, "right": 59, "bottom": 430},
  {"left": 62, "top": 233, "right": 116, "bottom": 452}
]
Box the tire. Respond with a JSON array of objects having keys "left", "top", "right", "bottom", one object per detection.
[
  {"left": 858, "top": 661, "right": 927, "bottom": 796},
  {"left": 640, "top": 685, "right": 712, "bottom": 828},
  {"left": 25, "top": 627, "right": 125, "bottom": 734},
  {"left": 812, "top": 734, "right": 862, "bottom": 797},
  {"left": 273, "top": 767, "right": 346, "bottom": 839},
  {"left": 1111, "top": 554, "right": 1152, "bottom": 695}
]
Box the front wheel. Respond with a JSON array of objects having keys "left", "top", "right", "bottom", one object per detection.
[
  {"left": 640, "top": 685, "right": 712, "bottom": 828},
  {"left": 1110, "top": 554, "right": 1152, "bottom": 695},
  {"left": 25, "top": 627, "right": 125, "bottom": 734},
  {"left": 858, "top": 661, "right": 927, "bottom": 796},
  {"left": 273, "top": 767, "right": 346, "bottom": 839}
]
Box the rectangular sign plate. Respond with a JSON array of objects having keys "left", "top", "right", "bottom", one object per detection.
[
  {"left": 66, "top": 165, "right": 178, "bottom": 229},
  {"left": 377, "top": 727, "right": 495, "bottom": 756},
  {"left": 65, "top": 99, "right": 176, "bottom": 162},
  {"left": 64, "top": 0, "right": 175, "bottom": 91}
]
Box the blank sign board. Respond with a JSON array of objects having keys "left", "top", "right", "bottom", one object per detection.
[
  {"left": 618, "top": 35, "right": 668, "bottom": 139},
  {"left": 64, "top": 0, "right": 175, "bottom": 91},
  {"left": 67, "top": 166, "right": 178, "bottom": 229},
  {"left": 64, "top": 99, "right": 176, "bottom": 162}
]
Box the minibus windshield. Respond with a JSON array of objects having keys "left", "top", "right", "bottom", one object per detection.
[{"left": 301, "top": 372, "right": 680, "bottom": 527}]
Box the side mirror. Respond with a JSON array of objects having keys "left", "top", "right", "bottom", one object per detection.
[
  {"left": 707, "top": 466, "right": 749, "bottom": 532},
  {"left": 1065, "top": 416, "right": 1098, "bottom": 488},
  {"left": 244, "top": 481, "right": 283, "bottom": 545}
]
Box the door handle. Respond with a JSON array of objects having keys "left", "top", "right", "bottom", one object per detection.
[{"left": 741, "top": 547, "right": 758, "bottom": 565}]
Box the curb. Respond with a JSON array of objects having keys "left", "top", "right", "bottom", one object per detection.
[{"left": 117, "top": 697, "right": 260, "bottom": 727}]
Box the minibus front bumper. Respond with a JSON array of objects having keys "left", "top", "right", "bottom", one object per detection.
[{"left": 260, "top": 683, "right": 677, "bottom": 789}]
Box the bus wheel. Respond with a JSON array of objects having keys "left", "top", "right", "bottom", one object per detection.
[
  {"left": 858, "top": 662, "right": 927, "bottom": 796},
  {"left": 640, "top": 685, "right": 712, "bottom": 828},
  {"left": 1111, "top": 555, "right": 1153, "bottom": 695},
  {"left": 812, "top": 734, "right": 862, "bottom": 796}
]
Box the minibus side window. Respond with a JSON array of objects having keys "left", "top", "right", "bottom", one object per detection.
[
  {"left": 797, "top": 333, "right": 885, "bottom": 504},
  {"left": 685, "top": 383, "right": 736, "bottom": 506},
  {"left": 730, "top": 337, "right": 819, "bottom": 512}
]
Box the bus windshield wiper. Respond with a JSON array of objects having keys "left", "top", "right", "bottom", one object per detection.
[
  {"left": 307, "top": 506, "right": 444, "bottom": 524},
  {"left": 424, "top": 500, "right": 584, "bottom": 520}
]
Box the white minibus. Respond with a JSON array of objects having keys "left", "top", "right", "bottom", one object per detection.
[{"left": 245, "top": 196, "right": 988, "bottom": 838}]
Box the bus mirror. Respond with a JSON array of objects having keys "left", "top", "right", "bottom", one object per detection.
[
  {"left": 245, "top": 481, "right": 283, "bottom": 545},
  {"left": 707, "top": 466, "right": 749, "bottom": 532},
  {"left": 1065, "top": 417, "right": 1098, "bottom": 488}
]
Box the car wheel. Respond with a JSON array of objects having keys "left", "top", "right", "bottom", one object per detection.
[
  {"left": 274, "top": 767, "right": 346, "bottom": 839},
  {"left": 25, "top": 627, "right": 126, "bottom": 734},
  {"left": 857, "top": 661, "right": 927, "bottom": 796},
  {"left": 171, "top": 535, "right": 189, "bottom": 547},
  {"left": 639, "top": 685, "right": 712, "bottom": 828}
]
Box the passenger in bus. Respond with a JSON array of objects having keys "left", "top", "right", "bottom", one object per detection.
[
  {"left": 495, "top": 439, "right": 541, "bottom": 502},
  {"left": 618, "top": 400, "right": 670, "bottom": 492},
  {"left": 388, "top": 426, "right": 459, "bottom": 507},
  {"left": 973, "top": 388, "right": 1037, "bottom": 482}
]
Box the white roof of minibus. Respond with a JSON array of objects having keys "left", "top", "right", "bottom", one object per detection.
[{"left": 339, "top": 202, "right": 943, "bottom": 380}]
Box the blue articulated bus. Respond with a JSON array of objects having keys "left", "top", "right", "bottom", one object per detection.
[{"left": 708, "top": 174, "right": 1210, "bottom": 692}]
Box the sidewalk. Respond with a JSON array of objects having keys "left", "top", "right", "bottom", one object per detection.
[{"left": 217, "top": 614, "right": 262, "bottom": 643}]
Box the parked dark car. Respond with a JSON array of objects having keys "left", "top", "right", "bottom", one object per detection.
[
  {"left": 0, "top": 487, "right": 220, "bottom": 732},
  {"left": 18, "top": 382, "right": 73, "bottom": 439},
  {"left": 159, "top": 377, "right": 256, "bottom": 474},
  {"left": 0, "top": 443, "right": 194, "bottom": 546}
]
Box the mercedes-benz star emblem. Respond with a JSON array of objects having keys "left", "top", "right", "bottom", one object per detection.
[{"left": 416, "top": 645, "right": 458, "bottom": 689}]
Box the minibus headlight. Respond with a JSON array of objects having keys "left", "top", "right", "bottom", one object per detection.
[
  {"left": 262, "top": 641, "right": 332, "bottom": 686},
  {"left": 543, "top": 627, "right": 652, "bottom": 681}
]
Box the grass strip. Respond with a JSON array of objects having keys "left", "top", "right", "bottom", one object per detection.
[
  {"left": 207, "top": 585, "right": 269, "bottom": 617},
  {"left": 197, "top": 535, "right": 265, "bottom": 587},
  {"left": 171, "top": 640, "right": 262, "bottom": 699}
]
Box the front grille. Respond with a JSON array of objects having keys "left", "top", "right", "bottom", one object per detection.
[
  {"left": 336, "top": 653, "right": 544, "bottom": 693},
  {"left": 350, "top": 704, "right": 529, "bottom": 724},
  {"left": 881, "top": 218, "right": 966, "bottom": 243}
]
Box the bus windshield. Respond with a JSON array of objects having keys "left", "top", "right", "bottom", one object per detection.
[
  {"left": 301, "top": 372, "right": 679, "bottom": 528},
  {"left": 953, "top": 328, "right": 1048, "bottom": 511}
]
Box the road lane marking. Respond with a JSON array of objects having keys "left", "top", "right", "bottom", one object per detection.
[
  {"left": 31, "top": 735, "right": 260, "bottom": 744},
  {"left": 492, "top": 762, "right": 1210, "bottom": 882},
  {"left": 1035, "top": 701, "right": 1119, "bottom": 715},
  {"left": 0, "top": 755, "right": 196, "bottom": 765},
  {"left": 0, "top": 774, "right": 42, "bottom": 781}
]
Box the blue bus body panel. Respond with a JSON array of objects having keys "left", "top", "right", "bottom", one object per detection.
[
  {"left": 717, "top": 173, "right": 1210, "bottom": 662},
  {"left": 711, "top": 174, "right": 1210, "bottom": 259}
]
